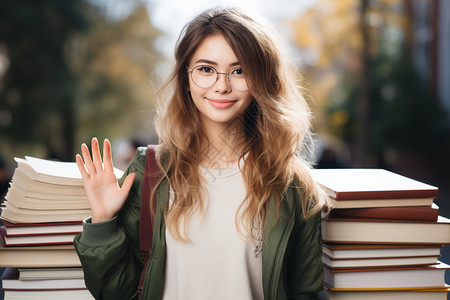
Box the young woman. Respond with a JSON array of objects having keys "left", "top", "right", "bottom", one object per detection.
[{"left": 74, "top": 7, "right": 331, "bottom": 300}]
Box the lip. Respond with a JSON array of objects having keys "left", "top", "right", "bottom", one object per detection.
[{"left": 206, "top": 98, "right": 237, "bottom": 109}]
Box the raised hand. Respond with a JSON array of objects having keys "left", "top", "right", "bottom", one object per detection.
[{"left": 75, "top": 138, "right": 136, "bottom": 223}]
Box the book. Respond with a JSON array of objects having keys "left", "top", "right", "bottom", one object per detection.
[
  {"left": 328, "top": 204, "right": 439, "bottom": 221},
  {"left": 328, "top": 197, "right": 434, "bottom": 209},
  {"left": 1, "top": 268, "right": 86, "bottom": 290},
  {"left": 0, "top": 155, "right": 123, "bottom": 224},
  {"left": 14, "top": 156, "right": 123, "bottom": 185},
  {"left": 322, "top": 215, "right": 450, "bottom": 245},
  {"left": 311, "top": 168, "right": 438, "bottom": 200},
  {"left": 1, "top": 220, "right": 82, "bottom": 236},
  {"left": 322, "top": 243, "right": 443, "bottom": 259},
  {"left": 0, "top": 243, "right": 81, "bottom": 268},
  {"left": 3, "top": 278, "right": 86, "bottom": 290},
  {"left": 323, "top": 261, "right": 450, "bottom": 289},
  {"left": 322, "top": 253, "right": 440, "bottom": 269},
  {"left": 13, "top": 157, "right": 85, "bottom": 186},
  {"left": 0, "top": 227, "right": 79, "bottom": 246},
  {"left": 18, "top": 267, "right": 84, "bottom": 280},
  {"left": 319, "top": 286, "right": 450, "bottom": 300},
  {"left": 3, "top": 289, "right": 94, "bottom": 300},
  {"left": 10, "top": 172, "right": 86, "bottom": 196},
  {"left": 5, "top": 186, "right": 89, "bottom": 209},
  {"left": 0, "top": 202, "right": 91, "bottom": 223}
]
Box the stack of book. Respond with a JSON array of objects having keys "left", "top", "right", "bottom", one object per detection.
[
  {"left": 1, "top": 156, "right": 92, "bottom": 225},
  {"left": 311, "top": 168, "right": 450, "bottom": 299},
  {"left": 0, "top": 156, "right": 123, "bottom": 300},
  {"left": 1, "top": 267, "right": 93, "bottom": 299}
]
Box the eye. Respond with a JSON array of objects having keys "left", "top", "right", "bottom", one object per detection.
[
  {"left": 197, "top": 66, "right": 215, "bottom": 73},
  {"left": 231, "top": 68, "right": 244, "bottom": 76}
]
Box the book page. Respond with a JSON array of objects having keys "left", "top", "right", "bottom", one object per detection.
[
  {"left": 15, "top": 156, "right": 124, "bottom": 180},
  {"left": 24, "top": 156, "right": 84, "bottom": 179}
]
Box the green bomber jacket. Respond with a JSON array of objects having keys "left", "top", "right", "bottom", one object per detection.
[{"left": 73, "top": 147, "right": 324, "bottom": 300}]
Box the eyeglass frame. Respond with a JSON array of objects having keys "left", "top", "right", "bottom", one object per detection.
[{"left": 186, "top": 65, "right": 249, "bottom": 92}]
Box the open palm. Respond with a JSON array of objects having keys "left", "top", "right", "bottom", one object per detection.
[{"left": 76, "top": 138, "right": 136, "bottom": 223}]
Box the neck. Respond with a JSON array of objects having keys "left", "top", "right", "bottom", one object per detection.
[{"left": 200, "top": 119, "right": 247, "bottom": 169}]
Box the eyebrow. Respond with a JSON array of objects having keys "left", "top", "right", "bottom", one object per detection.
[{"left": 194, "top": 59, "right": 240, "bottom": 67}]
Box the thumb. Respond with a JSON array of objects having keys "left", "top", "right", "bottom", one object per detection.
[{"left": 120, "top": 173, "right": 136, "bottom": 195}]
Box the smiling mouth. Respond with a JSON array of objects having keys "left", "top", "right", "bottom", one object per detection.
[{"left": 207, "top": 98, "right": 237, "bottom": 109}]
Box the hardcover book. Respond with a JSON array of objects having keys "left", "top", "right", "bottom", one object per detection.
[
  {"left": 322, "top": 216, "right": 450, "bottom": 245},
  {"left": 0, "top": 226, "right": 79, "bottom": 247},
  {"left": 322, "top": 243, "right": 443, "bottom": 259},
  {"left": 323, "top": 262, "right": 450, "bottom": 289},
  {"left": 2, "top": 268, "right": 86, "bottom": 290},
  {"left": 311, "top": 168, "right": 438, "bottom": 200},
  {"left": 0, "top": 243, "right": 81, "bottom": 268},
  {"left": 319, "top": 285, "right": 450, "bottom": 300},
  {"left": 2, "top": 289, "right": 94, "bottom": 300},
  {"left": 328, "top": 204, "right": 439, "bottom": 221},
  {"left": 1, "top": 220, "right": 82, "bottom": 236},
  {"left": 17, "top": 267, "right": 84, "bottom": 280},
  {"left": 322, "top": 254, "right": 439, "bottom": 269}
]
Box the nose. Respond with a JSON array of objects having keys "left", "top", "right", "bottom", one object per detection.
[{"left": 214, "top": 72, "right": 232, "bottom": 93}]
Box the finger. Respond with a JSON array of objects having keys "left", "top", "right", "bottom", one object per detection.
[
  {"left": 81, "top": 143, "right": 96, "bottom": 175},
  {"left": 91, "top": 137, "right": 103, "bottom": 172},
  {"left": 75, "top": 154, "right": 89, "bottom": 180},
  {"left": 103, "top": 139, "right": 114, "bottom": 173},
  {"left": 119, "top": 173, "right": 136, "bottom": 195}
]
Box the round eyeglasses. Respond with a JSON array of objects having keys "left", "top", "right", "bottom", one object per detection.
[{"left": 187, "top": 65, "right": 248, "bottom": 92}]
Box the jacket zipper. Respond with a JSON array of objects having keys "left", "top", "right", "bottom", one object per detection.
[{"left": 271, "top": 215, "right": 295, "bottom": 299}]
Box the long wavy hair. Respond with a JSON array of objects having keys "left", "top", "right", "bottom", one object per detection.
[{"left": 154, "top": 7, "right": 331, "bottom": 241}]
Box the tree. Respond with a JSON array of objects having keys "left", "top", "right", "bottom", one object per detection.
[
  {"left": 0, "top": 1, "right": 162, "bottom": 161},
  {"left": 67, "top": 3, "right": 162, "bottom": 147},
  {"left": 291, "top": 0, "right": 447, "bottom": 167},
  {"left": 0, "top": 0, "right": 89, "bottom": 161}
]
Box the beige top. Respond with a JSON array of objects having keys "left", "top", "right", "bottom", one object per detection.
[{"left": 162, "top": 160, "right": 263, "bottom": 300}]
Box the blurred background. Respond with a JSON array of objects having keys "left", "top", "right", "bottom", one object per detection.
[{"left": 0, "top": 0, "right": 449, "bottom": 279}]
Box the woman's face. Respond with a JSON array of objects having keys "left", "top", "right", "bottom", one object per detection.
[{"left": 187, "top": 34, "right": 253, "bottom": 132}]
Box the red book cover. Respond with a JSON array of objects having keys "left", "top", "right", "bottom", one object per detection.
[
  {"left": 1, "top": 220, "right": 82, "bottom": 236},
  {"left": 0, "top": 227, "right": 77, "bottom": 247},
  {"left": 328, "top": 205, "right": 439, "bottom": 222}
]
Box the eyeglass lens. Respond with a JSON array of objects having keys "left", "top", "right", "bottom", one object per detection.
[{"left": 190, "top": 66, "right": 248, "bottom": 91}]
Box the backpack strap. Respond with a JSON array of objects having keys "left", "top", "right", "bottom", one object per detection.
[{"left": 138, "top": 145, "right": 159, "bottom": 299}]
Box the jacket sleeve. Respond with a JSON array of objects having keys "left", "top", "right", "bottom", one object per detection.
[
  {"left": 286, "top": 190, "right": 324, "bottom": 300},
  {"left": 73, "top": 148, "right": 147, "bottom": 300}
]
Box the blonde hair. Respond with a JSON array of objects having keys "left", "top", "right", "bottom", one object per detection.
[{"left": 155, "top": 7, "right": 331, "bottom": 241}]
